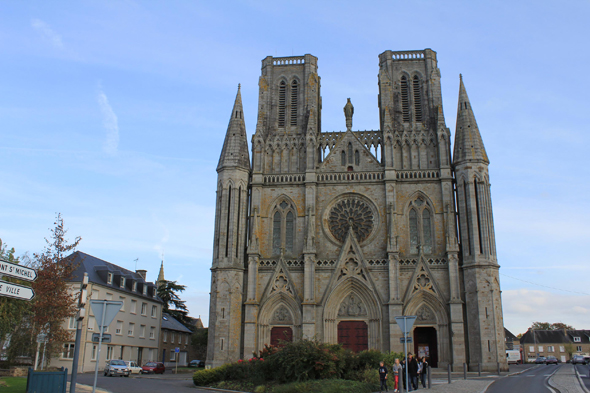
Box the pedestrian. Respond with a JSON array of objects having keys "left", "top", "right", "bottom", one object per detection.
[
  {"left": 407, "top": 352, "right": 418, "bottom": 391},
  {"left": 419, "top": 357, "right": 428, "bottom": 388},
  {"left": 392, "top": 358, "right": 402, "bottom": 392},
  {"left": 401, "top": 356, "right": 407, "bottom": 391},
  {"left": 379, "top": 361, "right": 389, "bottom": 392}
]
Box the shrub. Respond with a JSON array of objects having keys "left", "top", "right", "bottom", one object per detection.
[
  {"left": 273, "top": 379, "right": 377, "bottom": 393},
  {"left": 192, "top": 368, "right": 222, "bottom": 386}
]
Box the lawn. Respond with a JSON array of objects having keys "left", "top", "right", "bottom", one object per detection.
[{"left": 0, "top": 377, "right": 27, "bottom": 393}]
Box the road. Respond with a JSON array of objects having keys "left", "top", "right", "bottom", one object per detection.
[
  {"left": 574, "top": 363, "right": 590, "bottom": 391},
  {"left": 487, "top": 364, "right": 559, "bottom": 393},
  {"left": 75, "top": 371, "right": 209, "bottom": 393}
]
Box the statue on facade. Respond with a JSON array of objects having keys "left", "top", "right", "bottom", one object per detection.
[{"left": 344, "top": 98, "right": 354, "bottom": 130}]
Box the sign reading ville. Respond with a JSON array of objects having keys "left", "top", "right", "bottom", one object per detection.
[{"left": 0, "top": 280, "right": 35, "bottom": 301}]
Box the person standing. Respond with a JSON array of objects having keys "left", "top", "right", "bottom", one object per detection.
[
  {"left": 392, "top": 358, "right": 403, "bottom": 392},
  {"left": 407, "top": 352, "right": 419, "bottom": 391},
  {"left": 419, "top": 357, "right": 428, "bottom": 388},
  {"left": 378, "top": 361, "right": 389, "bottom": 392},
  {"left": 401, "top": 356, "right": 407, "bottom": 391}
]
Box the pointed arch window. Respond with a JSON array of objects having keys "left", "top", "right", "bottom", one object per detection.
[
  {"left": 341, "top": 151, "right": 346, "bottom": 166},
  {"left": 348, "top": 142, "right": 353, "bottom": 164},
  {"left": 273, "top": 211, "right": 282, "bottom": 255},
  {"left": 401, "top": 76, "right": 410, "bottom": 122},
  {"left": 272, "top": 201, "right": 296, "bottom": 256},
  {"left": 290, "top": 80, "right": 298, "bottom": 126},
  {"left": 413, "top": 75, "right": 423, "bottom": 122},
  {"left": 409, "top": 209, "right": 419, "bottom": 254},
  {"left": 408, "top": 197, "right": 435, "bottom": 255},
  {"left": 355, "top": 150, "right": 360, "bottom": 166},
  {"left": 225, "top": 185, "right": 232, "bottom": 257},
  {"left": 278, "top": 81, "right": 286, "bottom": 127}
]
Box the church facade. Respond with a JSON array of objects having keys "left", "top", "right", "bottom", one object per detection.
[{"left": 206, "top": 49, "right": 508, "bottom": 371}]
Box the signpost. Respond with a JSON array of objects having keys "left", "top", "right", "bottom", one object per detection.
[
  {"left": 0, "top": 258, "right": 37, "bottom": 301},
  {"left": 89, "top": 300, "right": 123, "bottom": 393},
  {"left": 175, "top": 347, "right": 180, "bottom": 374},
  {"left": 395, "top": 316, "right": 417, "bottom": 393},
  {"left": 0, "top": 280, "right": 35, "bottom": 300},
  {"left": 91, "top": 333, "right": 112, "bottom": 343}
]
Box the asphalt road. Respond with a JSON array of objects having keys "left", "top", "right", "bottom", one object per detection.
[
  {"left": 75, "top": 371, "right": 208, "bottom": 393},
  {"left": 487, "top": 364, "right": 559, "bottom": 393},
  {"left": 574, "top": 363, "right": 590, "bottom": 391}
]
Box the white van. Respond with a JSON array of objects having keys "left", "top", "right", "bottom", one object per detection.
[{"left": 506, "top": 350, "right": 521, "bottom": 365}]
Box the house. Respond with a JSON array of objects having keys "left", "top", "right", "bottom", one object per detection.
[
  {"left": 504, "top": 328, "right": 518, "bottom": 350},
  {"left": 520, "top": 329, "right": 590, "bottom": 362},
  {"left": 50, "top": 252, "right": 163, "bottom": 372},
  {"left": 159, "top": 313, "right": 192, "bottom": 367}
]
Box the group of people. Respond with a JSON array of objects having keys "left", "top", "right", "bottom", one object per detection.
[{"left": 378, "top": 353, "right": 428, "bottom": 392}]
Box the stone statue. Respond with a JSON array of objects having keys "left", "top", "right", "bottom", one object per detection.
[{"left": 344, "top": 98, "right": 354, "bottom": 130}]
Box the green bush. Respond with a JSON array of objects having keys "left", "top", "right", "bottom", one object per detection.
[
  {"left": 192, "top": 368, "right": 222, "bottom": 386},
  {"left": 273, "top": 379, "right": 377, "bottom": 393}
]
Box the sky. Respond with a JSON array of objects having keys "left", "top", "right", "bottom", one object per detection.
[{"left": 0, "top": 1, "right": 589, "bottom": 336}]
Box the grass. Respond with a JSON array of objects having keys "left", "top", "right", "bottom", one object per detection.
[{"left": 0, "top": 377, "right": 27, "bottom": 393}]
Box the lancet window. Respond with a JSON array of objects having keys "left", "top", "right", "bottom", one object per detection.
[
  {"left": 271, "top": 200, "right": 296, "bottom": 256},
  {"left": 408, "top": 197, "right": 434, "bottom": 254},
  {"left": 401, "top": 76, "right": 410, "bottom": 122}
]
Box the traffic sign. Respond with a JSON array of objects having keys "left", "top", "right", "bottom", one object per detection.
[
  {"left": 400, "top": 337, "right": 413, "bottom": 343},
  {"left": 92, "top": 333, "right": 111, "bottom": 343},
  {"left": 90, "top": 300, "right": 123, "bottom": 332},
  {"left": 0, "top": 279, "right": 35, "bottom": 300},
  {"left": 175, "top": 347, "right": 180, "bottom": 353},
  {"left": 0, "top": 259, "right": 37, "bottom": 281},
  {"left": 395, "top": 316, "right": 417, "bottom": 335}
]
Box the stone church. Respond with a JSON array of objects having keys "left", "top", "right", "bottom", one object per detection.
[{"left": 206, "top": 49, "right": 508, "bottom": 371}]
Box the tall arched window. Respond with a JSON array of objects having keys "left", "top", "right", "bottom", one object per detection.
[
  {"left": 409, "top": 208, "right": 418, "bottom": 254},
  {"left": 290, "top": 80, "right": 298, "bottom": 126},
  {"left": 422, "top": 209, "right": 432, "bottom": 254},
  {"left": 401, "top": 76, "right": 410, "bottom": 122},
  {"left": 225, "top": 186, "right": 232, "bottom": 257},
  {"left": 413, "top": 75, "right": 423, "bottom": 122},
  {"left": 273, "top": 211, "right": 281, "bottom": 255},
  {"left": 286, "top": 211, "right": 294, "bottom": 254},
  {"left": 278, "top": 81, "right": 286, "bottom": 127},
  {"left": 355, "top": 150, "right": 360, "bottom": 165},
  {"left": 235, "top": 187, "right": 242, "bottom": 257},
  {"left": 348, "top": 142, "right": 353, "bottom": 164},
  {"left": 341, "top": 151, "right": 346, "bottom": 166}
]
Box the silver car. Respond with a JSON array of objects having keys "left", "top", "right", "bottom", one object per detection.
[{"left": 104, "top": 359, "right": 130, "bottom": 377}]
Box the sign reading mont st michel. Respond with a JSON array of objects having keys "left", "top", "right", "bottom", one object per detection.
[{"left": 0, "top": 258, "right": 37, "bottom": 281}]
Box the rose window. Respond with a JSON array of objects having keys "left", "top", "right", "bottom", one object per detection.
[{"left": 328, "top": 198, "right": 374, "bottom": 242}]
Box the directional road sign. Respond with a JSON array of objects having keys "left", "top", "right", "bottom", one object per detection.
[
  {"left": 400, "top": 337, "right": 413, "bottom": 343},
  {"left": 0, "top": 259, "right": 37, "bottom": 281},
  {"left": 0, "top": 279, "right": 35, "bottom": 300},
  {"left": 92, "top": 333, "right": 111, "bottom": 343},
  {"left": 90, "top": 300, "right": 123, "bottom": 332}
]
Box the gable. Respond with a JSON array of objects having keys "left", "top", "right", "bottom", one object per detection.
[{"left": 319, "top": 130, "right": 382, "bottom": 172}]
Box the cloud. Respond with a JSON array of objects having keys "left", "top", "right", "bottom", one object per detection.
[
  {"left": 97, "top": 86, "right": 119, "bottom": 155},
  {"left": 502, "top": 289, "right": 590, "bottom": 335},
  {"left": 31, "top": 19, "right": 64, "bottom": 49}
]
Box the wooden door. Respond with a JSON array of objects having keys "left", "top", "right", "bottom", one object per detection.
[
  {"left": 271, "top": 327, "right": 293, "bottom": 346},
  {"left": 338, "top": 321, "right": 368, "bottom": 352}
]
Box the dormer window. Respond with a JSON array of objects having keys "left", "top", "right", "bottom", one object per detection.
[
  {"left": 120, "top": 277, "right": 125, "bottom": 288},
  {"left": 574, "top": 336, "right": 581, "bottom": 343},
  {"left": 132, "top": 281, "right": 137, "bottom": 292},
  {"left": 143, "top": 285, "right": 147, "bottom": 296},
  {"left": 107, "top": 273, "right": 113, "bottom": 284},
  {"left": 152, "top": 288, "right": 157, "bottom": 298}
]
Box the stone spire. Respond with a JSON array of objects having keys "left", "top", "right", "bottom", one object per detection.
[
  {"left": 453, "top": 75, "right": 489, "bottom": 165},
  {"left": 157, "top": 260, "right": 165, "bottom": 286},
  {"left": 217, "top": 84, "right": 251, "bottom": 171}
]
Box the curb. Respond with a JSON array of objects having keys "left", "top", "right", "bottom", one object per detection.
[
  {"left": 505, "top": 364, "right": 540, "bottom": 377},
  {"left": 547, "top": 366, "right": 564, "bottom": 393},
  {"left": 193, "top": 387, "right": 250, "bottom": 393},
  {"left": 575, "top": 366, "right": 590, "bottom": 393}
]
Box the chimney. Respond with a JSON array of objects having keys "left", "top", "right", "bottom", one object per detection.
[{"left": 136, "top": 269, "right": 147, "bottom": 280}]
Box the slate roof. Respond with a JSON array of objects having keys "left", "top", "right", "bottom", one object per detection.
[
  {"left": 520, "top": 329, "right": 589, "bottom": 344},
  {"left": 67, "top": 251, "right": 162, "bottom": 303},
  {"left": 161, "top": 313, "right": 192, "bottom": 333},
  {"left": 504, "top": 328, "right": 517, "bottom": 341}
]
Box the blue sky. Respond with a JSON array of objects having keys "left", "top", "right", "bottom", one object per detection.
[{"left": 0, "top": 1, "right": 589, "bottom": 335}]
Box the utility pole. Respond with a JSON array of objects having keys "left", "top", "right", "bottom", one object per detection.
[{"left": 70, "top": 273, "right": 88, "bottom": 393}]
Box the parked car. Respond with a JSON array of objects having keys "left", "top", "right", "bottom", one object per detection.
[
  {"left": 545, "top": 356, "right": 558, "bottom": 365},
  {"left": 571, "top": 355, "right": 587, "bottom": 365},
  {"left": 104, "top": 360, "right": 130, "bottom": 377},
  {"left": 141, "top": 362, "right": 165, "bottom": 374},
  {"left": 535, "top": 356, "right": 546, "bottom": 364},
  {"left": 189, "top": 360, "right": 205, "bottom": 368},
  {"left": 124, "top": 360, "right": 142, "bottom": 374}
]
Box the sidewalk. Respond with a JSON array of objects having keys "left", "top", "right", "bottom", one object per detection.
[
  {"left": 549, "top": 364, "right": 588, "bottom": 393},
  {"left": 67, "top": 381, "right": 111, "bottom": 393}
]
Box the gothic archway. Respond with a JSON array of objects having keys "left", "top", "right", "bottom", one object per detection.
[{"left": 257, "top": 292, "right": 301, "bottom": 351}]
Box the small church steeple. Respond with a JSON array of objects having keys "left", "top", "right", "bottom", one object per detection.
[
  {"left": 157, "top": 260, "right": 165, "bottom": 287},
  {"left": 217, "top": 84, "right": 250, "bottom": 171},
  {"left": 453, "top": 75, "right": 489, "bottom": 165}
]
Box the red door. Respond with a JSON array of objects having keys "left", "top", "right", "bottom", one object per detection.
[
  {"left": 338, "top": 321, "right": 368, "bottom": 352},
  {"left": 271, "top": 327, "right": 293, "bottom": 346}
]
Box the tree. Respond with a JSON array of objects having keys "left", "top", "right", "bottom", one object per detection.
[
  {"left": 191, "top": 328, "right": 208, "bottom": 360},
  {"left": 157, "top": 280, "right": 191, "bottom": 327},
  {"left": 0, "top": 240, "right": 32, "bottom": 364},
  {"left": 530, "top": 322, "right": 574, "bottom": 331}
]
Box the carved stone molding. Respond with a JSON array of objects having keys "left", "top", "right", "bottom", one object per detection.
[{"left": 337, "top": 294, "right": 368, "bottom": 317}]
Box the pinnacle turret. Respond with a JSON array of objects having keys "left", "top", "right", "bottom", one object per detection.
[
  {"left": 453, "top": 75, "right": 489, "bottom": 165},
  {"left": 157, "top": 260, "right": 165, "bottom": 286},
  {"left": 217, "top": 84, "right": 251, "bottom": 171}
]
